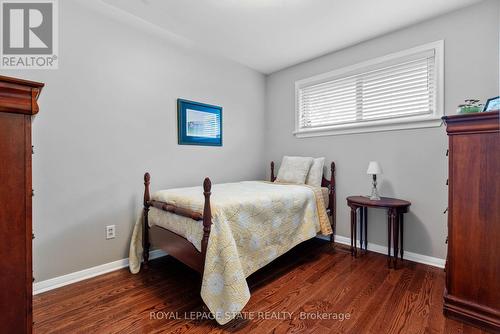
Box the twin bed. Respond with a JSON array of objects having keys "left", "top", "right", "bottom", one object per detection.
[{"left": 129, "top": 161, "right": 336, "bottom": 324}]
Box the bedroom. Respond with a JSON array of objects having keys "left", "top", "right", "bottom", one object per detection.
[{"left": 0, "top": 0, "right": 498, "bottom": 333}]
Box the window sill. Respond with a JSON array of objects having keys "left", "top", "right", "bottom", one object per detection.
[{"left": 294, "top": 117, "right": 443, "bottom": 138}]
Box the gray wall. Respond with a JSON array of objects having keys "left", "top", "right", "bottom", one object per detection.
[
  {"left": 265, "top": 0, "right": 499, "bottom": 260},
  {"left": 2, "top": 1, "right": 266, "bottom": 281}
]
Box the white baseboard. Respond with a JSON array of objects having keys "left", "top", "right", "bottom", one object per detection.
[
  {"left": 34, "top": 235, "right": 444, "bottom": 295},
  {"left": 317, "top": 235, "right": 445, "bottom": 268},
  {"left": 33, "top": 249, "right": 167, "bottom": 295}
]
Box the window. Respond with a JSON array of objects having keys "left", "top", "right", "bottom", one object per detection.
[{"left": 295, "top": 41, "right": 444, "bottom": 137}]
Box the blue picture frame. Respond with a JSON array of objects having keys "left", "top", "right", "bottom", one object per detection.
[
  {"left": 177, "top": 99, "right": 222, "bottom": 146},
  {"left": 483, "top": 96, "right": 500, "bottom": 112}
]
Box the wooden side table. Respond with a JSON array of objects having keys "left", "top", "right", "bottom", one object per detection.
[{"left": 347, "top": 196, "right": 411, "bottom": 268}]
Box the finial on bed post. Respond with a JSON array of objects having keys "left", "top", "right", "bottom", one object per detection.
[
  {"left": 143, "top": 172, "right": 151, "bottom": 269},
  {"left": 330, "top": 162, "right": 336, "bottom": 245},
  {"left": 270, "top": 161, "right": 275, "bottom": 182},
  {"left": 201, "top": 177, "right": 212, "bottom": 265}
]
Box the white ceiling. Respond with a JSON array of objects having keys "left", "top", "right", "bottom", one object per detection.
[{"left": 102, "top": 0, "right": 482, "bottom": 74}]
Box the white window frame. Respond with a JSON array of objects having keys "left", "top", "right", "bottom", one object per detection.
[{"left": 294, "top": 40, "right": 444, "bottom": 138}]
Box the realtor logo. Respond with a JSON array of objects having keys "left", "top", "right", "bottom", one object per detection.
[{"left": 1, "top": 0, "right": 58, "bottom": 69}]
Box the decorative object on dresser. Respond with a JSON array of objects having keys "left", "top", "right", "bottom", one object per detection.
[
  {"left": 0, "top": 75, "right": 44, "bottom": 334},
  {"left": 442, "top": 111, "right": 499, "bottom": 333},
  {"left": 456, "top": 99, "right": 484, "bottom": 114},
  {"left": 346, "top": 196, "right": 411, "bottom": 269},
  {"left": 483, "top": 96, "right": 499, "bottom": 112},
  {"left": 366, "top": 161, "right": 382, "bottom": 200},
  {"left": 177, "top": 99, "right": 222, "bottom": 146}
]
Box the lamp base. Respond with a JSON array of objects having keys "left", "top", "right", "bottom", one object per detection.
[{"left": 370, "top": 178, "right": 381, "bottom": 200}]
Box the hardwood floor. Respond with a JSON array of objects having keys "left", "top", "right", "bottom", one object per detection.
[{"left": 34, "top": 239, "right": 488, "bottom": 334}]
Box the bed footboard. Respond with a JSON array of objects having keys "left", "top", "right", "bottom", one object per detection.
[{"left": 142, "top": 173, "right": 212, "bottom": 272}]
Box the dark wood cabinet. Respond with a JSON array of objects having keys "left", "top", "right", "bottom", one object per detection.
[
  {"left": 0, "top": 75, "right": 44, "bottom": 334},
  {"left": 443, "top": 111, "right": 499, "bottom": 332}
]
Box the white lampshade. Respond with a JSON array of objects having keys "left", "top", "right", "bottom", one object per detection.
[{"left": 366, "top": 161, "right": 382, "bottom": 175}]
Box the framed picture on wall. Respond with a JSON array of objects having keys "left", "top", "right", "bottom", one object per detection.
[
  {"left": 483, "top": 96, "right": 500, "bottom": 112},
  {"left": 177, "top": 99, "right": 222, "bottom": 146}
]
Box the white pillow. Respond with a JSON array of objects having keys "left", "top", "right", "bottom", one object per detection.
[
  {"left": 306, "top": 157, "right": 325, "bottom": 187},
  {"left": 276, "top": 156, "right": 313, "bottom": 184}
]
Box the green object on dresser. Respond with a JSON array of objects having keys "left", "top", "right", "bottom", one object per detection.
[
  {"left": 457, "top": 99, "right": 483, "bottom": 114},
  {"left": 457, "top": 105, "right": 482, "bottom": 114}
]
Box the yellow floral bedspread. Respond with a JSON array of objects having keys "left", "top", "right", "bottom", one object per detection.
[{"left": 129, "top": 181, "right": 331, "bottom": 325}]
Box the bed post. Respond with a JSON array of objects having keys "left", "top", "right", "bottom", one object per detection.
[
  {"left": 270, "top": 161, "right": 276, "bottom": 182},
  {"left": 330, "top": 162, "right": 336, "bottom": 245},
  {"left": 143, "top": 172, "right": 151, "bottom": 269},
  {"left": 201, "top": 178, "right": 212, "bottom": 269}
]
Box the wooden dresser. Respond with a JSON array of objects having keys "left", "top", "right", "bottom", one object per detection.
[
  {"left": 0, "top": 75, "right": 44, "bottom": 334},
  {"left": 443, "top": 111, "right": 499, "bottom": 332}
]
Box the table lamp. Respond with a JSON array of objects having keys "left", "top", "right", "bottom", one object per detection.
[{"left": 367, "top": 161, "right": 382, "bottom": 200}]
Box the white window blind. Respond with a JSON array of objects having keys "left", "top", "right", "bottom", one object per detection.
[{"left": 295, "top": 41, "right": 443, "bottom": 136}]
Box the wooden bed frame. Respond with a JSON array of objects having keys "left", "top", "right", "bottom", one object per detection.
[{"left": 142, "top": 161, "right": 336, "bottom": 273}]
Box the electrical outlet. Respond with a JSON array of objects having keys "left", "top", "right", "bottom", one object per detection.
[{"left": 106, "top": 225, "right": 116, "bottom": 239}]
